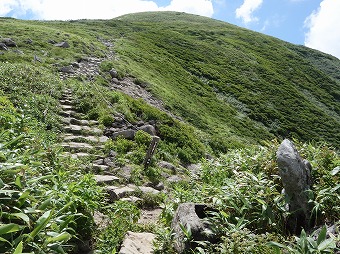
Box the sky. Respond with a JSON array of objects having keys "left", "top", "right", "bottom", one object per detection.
[{"left": 0, "top": 0, "right": 340, "bottom": 59}]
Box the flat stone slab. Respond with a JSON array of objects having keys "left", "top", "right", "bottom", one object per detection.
[
  {"left": 64, "top": 125, "right": 102, "bottom": 135},
  {"left": 61, "top": 142, "right": 94, "bottom": 151},
  {"left": 106, "top": 185, "right": 136, "bottom": 202},
  {"left": 63, "top": 134, "right": 108, "bottom": 143},
  {"left": 120, "top": 196, "right": 143, "bottom": 204},
  {"left": 138, "top": 186, "right": 160, "bottom": 195},
  {"left": 95, "top": 175, "right": 119, "bottom": 185},
  {"left": 138, "top": 208, "right": 162, "bottom": 225},
  {"left": 61, "top": 104, "right": 73, "bottom": 110},
  {"left": 93, "top": 211, "right": 110, "bottom": 230},
  {"left": 119, "top": 231, "right": 156, "bottom": 254}
]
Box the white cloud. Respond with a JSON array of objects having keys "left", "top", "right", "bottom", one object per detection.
[
  {"left": 0, "top": 0, "right": 214, "bottom": 20},
  {"left": 0, "top": 0, "right": 18, "bottom": 16},
  {"left": 304, "top": 0, "right": 340, "bottom": 59},
  {"left": 235, "top": 0, "right": 263, "bottom": 24}
]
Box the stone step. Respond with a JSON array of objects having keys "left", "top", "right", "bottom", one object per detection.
[
  {"left": 59, "top": 99, "right": 73, "bottom": 105},
  {"left": 61, "top": 152, "right": 91, "bottom": 159},
  {"left": 64, "top": 124, "right": 102, "bottom": 135},
  {"left": 69, "top": 118, "right": 99, "bottom": 126},
  {"left": 61, "top": 142, "right": 95, "bottom": 152},
  {"left": 92, "top": 164, "right": 110, "bottom": 173},
  {"left": 138, "top": 208, "right": 163, "bottom": 225},
  {"left": 95, "top": 175, "right": 120, "bottom": 185},
  {"left": 119, "top": 231, "right": 156, "bottom": 254},
  {"left": 61, "top": 104, "right": 73, "bottom": 110},
  {"left": 106, "top": 185, "right": 136, "bottom": 202},
  {"left": 60, "top": 110, "right": 84, "bottom": 118},
  {"left": 63, "top": 134, "right": 109, "bottom": 144}
]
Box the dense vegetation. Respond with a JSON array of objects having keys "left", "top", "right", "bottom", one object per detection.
[{"left": 0, "top": 12, "right": 339, "bottom": 253}]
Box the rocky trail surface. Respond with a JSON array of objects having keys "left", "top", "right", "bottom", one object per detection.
[{"left": 59, "top": 87, "right": 161, "bottom": 254}]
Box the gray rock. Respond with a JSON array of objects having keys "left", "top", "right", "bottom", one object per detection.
[
  {"left": 119, "top": 231, "right": 156, "bottom": 254},
  {"left": 277, "top": 139, "right": 312, "bottom": 232},
  {"left": 106, "top": 185, "right": 136, "bottom": 202},
  {"left": 59, "top": 65, "right": 75, "bottom": 73},
  {"left": 138, "top": 186, "right": 160, "bottom": 195},
  {"left": 95, "top": 175, "right": 119, "bottom": 185},
  {"left": 111, "top": 129, "right": 136, "bottom": 140},
  {"left": 71, "top": 62, "right": 80, "bottom": 68},
  {"left": 0, "top": 43, "right": 8, "bottom": 50},
  {"left": 120, "top": 196, "right": 143, "bottom": 204},
  {"left": 2, "top": 38, "right": 16, "bottom": 47},
  {"left": 158, "top": 161, "right": 177, "bottom": 173},
  {"left": 109, "top": 68, "right": 118, "bottom": 78},
  {"left": 25, "top": 38, "right": 33, "bottom": 44},
  {"left": 112, "top": 78, "right": 120, "bottom": 84},
  {"left": 171, "top": 203, "right": 217, "bottom": 253},
  {"left": 55, "top": 41, "right": 70, "bottom": 48},
  {"left": 139, "top": 124, "right": 156, "bottom": 136}
]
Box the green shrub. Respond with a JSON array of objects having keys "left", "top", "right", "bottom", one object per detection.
[{"left": 135, "top": 130, "right": 152, "bottom": 146}]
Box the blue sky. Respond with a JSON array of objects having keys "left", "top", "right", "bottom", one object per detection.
[{"left": 1, "top": 0, "right": 339, "bottom": 58}]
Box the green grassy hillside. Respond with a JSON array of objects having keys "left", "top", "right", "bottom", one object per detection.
[
  {"left": 1, "top": 12, "right": 339, "bottom": 253},
  {"left": 1, "top": 12, "right": 339, "bottom": 150}
]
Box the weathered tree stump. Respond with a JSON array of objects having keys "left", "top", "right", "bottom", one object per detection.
[{"left": 277, "top": 139, "right": 312, "bottom": 233}]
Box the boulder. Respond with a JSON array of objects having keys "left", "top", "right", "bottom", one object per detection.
[
  {"left": 55, "top": 41, "right": 70, "bottom": 48},
  {"left": 158, "top": 161, "right": 177, "bottom": 173},
  {"left": 111, "top": 129, "right": 136, "bottom": 140},
  {"left": 59, "top": 65, "right": 75, "bottom": 73},
  {"left": 2, "top": 38, "right": 16, "bottom": 47},
  {"left": 277, "top": 139, "right": 312, "bottom": 232},
  {"left": 119, "top": 231, "right": 156, "bottom": 254},
  {"left": 171, "top": 203, "right": 217, "bottom": 253},
  {"left": 139, "top": 124, "right": 156, "bottom": 136},
  {"left": 0, "top": 43, "right": 8, "bottom": 51},
  {"left": 109, "top": 68, "right": 118, "bottom": 78}
]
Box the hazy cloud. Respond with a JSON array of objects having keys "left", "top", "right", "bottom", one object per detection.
[
  {"left": 304, "top": 0, "right": 340, "bottom": 59},
  {"left": 0, "top": 0, "right": 214, "bottom": 20},
  {"left": 236, "top": 0, "right": 263, "bottom": 24}
]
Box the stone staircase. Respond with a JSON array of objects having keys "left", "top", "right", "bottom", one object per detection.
[{"left": 59, "top": 89, "right": 160, "bottom": 253}]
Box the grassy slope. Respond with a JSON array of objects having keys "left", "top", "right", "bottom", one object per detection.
[
  {"left": 108, "top": 12, "right": 340, "bottom": 148},
  {"left": 1, "top": 12, "right": 340, "bottom": 150}
]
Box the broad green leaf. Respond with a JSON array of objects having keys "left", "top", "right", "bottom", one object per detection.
[
  {"left": 18, "top": 191, "right": 30, "bottom": 207},
  {"left": 316, "top": 226, "right": 327, "bottom": 245},
  {"left": 47, "top": 232, "right": 71, "bottom": 243},
  {"left": 38, "top": 198, "right": 51, "bottom": 210},
  {"left": 15, "top": 175, "right": 22, "bottom": 189},
  {"left": 330, "top": 166, "right": 339, "bottom": 176},
  {"left": 13, "top": 241, "right": 23, "bottom": 254},
  {"left": 12, "top": 213, "right": 30, "bottom": 226},
  {"left": 266, "top": 241, "right": 286, "bottom": 248},
  {"left": 28, "top": 210, "right": 52, "bottom": 240},
  {"left": 27, "top": 175, "right": 53, "bottom": 184},
  {"left": 0, "top": 236, "right": 11, "bottom": 244},
  {"left": 317, "top": 238, "right": 336, "bottom": 251},
  {"left": 0, "top": 223, "right": 21, "bottom": 235}
]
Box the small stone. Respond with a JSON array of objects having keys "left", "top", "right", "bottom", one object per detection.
[
  {"left": 109, "top": 68, "right": 118, "bottom": 78},
  {"left": 55, "top": 41, "right": 70, "bottom": 48},
  {"left": 59, "top": 65, "right": 75, "bottom": 73}
]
